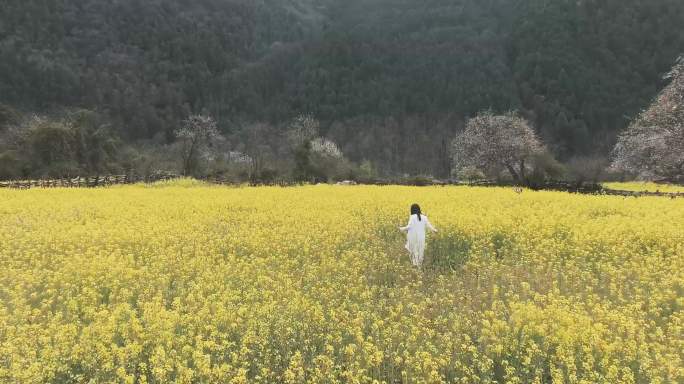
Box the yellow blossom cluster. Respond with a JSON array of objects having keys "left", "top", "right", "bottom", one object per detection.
[
  {"left": 1, "top": 183, "right": 682, "bottom": 383},
  {"left": 604, "top": 182, "right": 684, "bottom": 193}
]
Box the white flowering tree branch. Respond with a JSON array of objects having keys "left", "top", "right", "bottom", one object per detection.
[
  {"left": 612, "top": 57, "right": 684, "bottom": 181},
  {"left": 452, "top": 111, "right": 544, "bottom": 185},
  {"left": 175, "top": 114, "right": 220, "bottom": 176}
]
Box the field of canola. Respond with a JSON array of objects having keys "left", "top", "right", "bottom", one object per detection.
[
  {"left": 1, "top": 180, "right": 683, "bottom": 384},
  {"left": 603, "top": 182, "right": 684, "bottom": 194}
]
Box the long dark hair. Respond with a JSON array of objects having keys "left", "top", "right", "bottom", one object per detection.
[{"left": 410, "top": 203, "right": 422, "bottom": 221}]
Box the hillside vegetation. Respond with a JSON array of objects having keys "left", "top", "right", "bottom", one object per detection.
[{"left": 1, "top": 0, "right": 683, "bottom": 178}]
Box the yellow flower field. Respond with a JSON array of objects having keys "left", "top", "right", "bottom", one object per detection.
[
  {"left": 604, "top": 182, "right": 684, "bottom": 193},
  {"left": 1, "top": 182, "right": 683, "bottom": 383}
]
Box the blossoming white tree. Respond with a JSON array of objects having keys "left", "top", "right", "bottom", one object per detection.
[
  {"left": 311, "top": 137, "right": 343, "bottom": 159},
  {"left": 286, "top": 114, "right": 319, "bottom": 148},
  {"left": 175, "top": 114, "right": 220, "bottom": 176},
  {"left": 612, "top": 57, "right": 684, "bottom": 181},
  {"left": 452, "top": 111, "right": 544, "bottom": 185},
  {"left": 286, "top": 114, "right": 349, "bottom": 182}
]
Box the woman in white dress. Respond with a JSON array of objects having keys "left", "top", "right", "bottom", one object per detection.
[{"left": 399, "top": 203, "right": 437, "bottom": 267}]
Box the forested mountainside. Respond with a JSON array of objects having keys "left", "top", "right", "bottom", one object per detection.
[
  {"left": 1, "top": 0, "right": 683, "bottom": 177},
  {"left": 0, "top": 0, "right": 329, "bottom": 137}
]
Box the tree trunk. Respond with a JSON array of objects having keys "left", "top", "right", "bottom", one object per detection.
[
  {"left": 183, "top": 139, "right": 197, "bottom": 176},
  {"left": 519, "top": 159, "right": 528, "bottom": 187},
  {"left": 505, "top": 162, "right": 522, "bottom": 185}
]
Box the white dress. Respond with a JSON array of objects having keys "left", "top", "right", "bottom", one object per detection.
[{"left": 400, "top": 214, "right": 437, "bottom": 266}]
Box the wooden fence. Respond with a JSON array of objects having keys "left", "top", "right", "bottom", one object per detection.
[{"left": 0, "top": 172, "right": 178, "bottom": 189}]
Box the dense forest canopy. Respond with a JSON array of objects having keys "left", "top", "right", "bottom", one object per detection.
[{"left": 1, "top": 0, "right": 683, "bottom": 179}]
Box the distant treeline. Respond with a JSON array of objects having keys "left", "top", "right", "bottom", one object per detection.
[{"left": 1, "top": 0, "right": 684, "bottom": 179}]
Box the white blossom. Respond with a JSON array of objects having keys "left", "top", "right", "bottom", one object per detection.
[
  {"left": 311, "top": 137, "right": 343, "bottom": 159},
  {"left": 174, "top": 114, "right": 220, "bottom": 175},
  {"left": 286, "top": 114, "right": 319, "bottom": 147},
  {"left": 227, "top": 151, "right": 252, "bottom": 165},
  {"left": 452, "top": 111, "right": 543, "bottom": 183},
  {"left": 612, "top": 57, "right": 684, "bottom": 181}
]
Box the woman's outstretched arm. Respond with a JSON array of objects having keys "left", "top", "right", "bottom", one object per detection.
[
  {"left": 399, "top": 216, "right": 412, "bottom": 232},
  {"left": 426, "top": 216, "right": 438, "bottom": 233}
]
